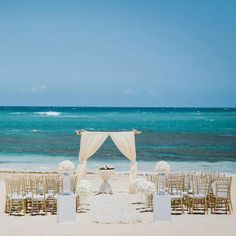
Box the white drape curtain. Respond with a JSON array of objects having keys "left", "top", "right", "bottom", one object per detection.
[
  {"left": 110, "top": 132, "right": 137, "bottom": 192},
  {"left": 77, "top": 131, "right": 138, "bottom": 190},
  {"left": 109, "top": 132, "right": 136, "bottom": 161},
  {"left": 79, "top": 132, "right": 109, "bottom": 162},
  {"left": 76, "top": 132, "right": 109, "bottom": 178}
]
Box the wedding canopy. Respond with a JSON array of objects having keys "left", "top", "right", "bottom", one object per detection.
[{"left": 76, "top": 130, "right": 140, "bottom": 190}]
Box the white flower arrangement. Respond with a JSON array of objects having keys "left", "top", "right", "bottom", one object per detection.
[
  {"left": 76, "top": 180, "right": 92, "bottom": 196},
  {"left": 58, "top": 160, "right": 75, "bottom": 175},
  {"left": 134, "top": 178, "right": 146, "bottom": 192},
  {"left": 132, "top": 178, "right": 156, "bottom": 194},
  {"left": 99, "top": 164, "right": 115, "bottom": 170},
  {"left": 144, "top": 181, "right": 156, "bottom": 194},
  {"left": 155, "top": 161, "right": 171, "bottom": 174}
]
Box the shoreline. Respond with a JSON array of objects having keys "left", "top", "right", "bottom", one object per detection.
[
  {"left": 1, "top": 159, "right": 236, "bottom": 175},
  {"left": 1, "top": 169, "right": 236, "bottom": 178}
]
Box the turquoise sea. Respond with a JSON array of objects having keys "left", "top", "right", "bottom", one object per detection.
[{"left": 0, "top": 107, "right": 236, "bottom": 173}]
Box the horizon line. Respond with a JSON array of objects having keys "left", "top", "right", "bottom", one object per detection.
[{"left": 0, "top": 105, "right": 235, "bottom": 109}]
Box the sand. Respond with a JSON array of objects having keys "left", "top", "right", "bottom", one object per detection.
[{"left": 0, "top": 173, "right": 235, "bottom": 236}]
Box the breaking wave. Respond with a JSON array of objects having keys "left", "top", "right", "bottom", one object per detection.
[{"left": 34, "top": 111, "right": 61, "bottom": 116}]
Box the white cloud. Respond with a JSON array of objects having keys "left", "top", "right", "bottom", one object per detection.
[{"left": 29, "top": 85, "right": 47, "bottom": 93}]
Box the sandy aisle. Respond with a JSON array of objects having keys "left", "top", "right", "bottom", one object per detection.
[{"left": 0, "top": 174, "right": 235, "bottom": 236}]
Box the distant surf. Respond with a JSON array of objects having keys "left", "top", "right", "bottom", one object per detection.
[{"left": 34, "top": 111, "right": 61, "bottom": 116}]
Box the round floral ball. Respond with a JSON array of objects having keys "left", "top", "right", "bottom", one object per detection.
[
  {"left": 76, "top": 180, "right": 92, "bottom": 196},
  {"left": 145, "top": 181, "right": 156, "bottom": 194},
  {"left": 133, "top": 178, "right": 146, "bottom": 192},
  {"left": 133, "top": 178, "right": 156, "bottom": 194},
  {"left": 155, "top": 161, "right": 171, "bottom": 174},
  {"left": 58, "top": 160, "right": 75, "bottom": 175}
]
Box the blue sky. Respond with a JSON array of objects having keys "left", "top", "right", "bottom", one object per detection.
[{"left": 0, "top": 0, "right": 235, "bottom": 107}]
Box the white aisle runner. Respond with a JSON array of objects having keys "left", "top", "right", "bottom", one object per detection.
[{"left": 90, "top": 193, "right": 140, "bottom": 224}]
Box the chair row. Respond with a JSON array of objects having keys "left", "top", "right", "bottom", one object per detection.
[
  {"left": 146, "top": 172, "right": 233, "bottom": 215},
  {"left": 5, "top": 174, "right": 78, "bottom": 215}
]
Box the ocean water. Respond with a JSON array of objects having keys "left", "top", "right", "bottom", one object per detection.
[{"left": 0, "top": 107, "right": 236, "bottom": 173}]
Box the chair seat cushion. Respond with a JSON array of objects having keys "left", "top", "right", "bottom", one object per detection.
[
  {"left": 25, "top": 193, "right": 33, "bottom": 199},
  {"left": 9, "top": 194, "right": 25, "bottom": 200},
  {"left": 46, "top": 193, "right": 57, "bottom": 200},
  {"left": 32, "top": 194, "right": 45, "bottom": 201},
  {"left": 190, "top": 194, "right": 206, "bottom": 199},
  {"left": 216, "top": 193, "right": 228, "bottom": 198},
  {"left": 171, "top": 195, "right": 182, "bottom": 199}
]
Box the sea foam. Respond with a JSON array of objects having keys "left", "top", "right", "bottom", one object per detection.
[{"left": 34, "top": 111, "right": 61, "bottom": 116}]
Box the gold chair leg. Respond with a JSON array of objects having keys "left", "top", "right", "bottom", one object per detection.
[
  {"left": 5, "top": 199, "right": 9, "bottom": 213},
  {"left": 227, "top": 201, "right": 231, "bottom": 215},
  {"left": 230, "top": 201, "right": 233, "bottom": 212},
  {"left": 31, "top": 201, "right": 34, "bottom": 215},
  {"left": 9, "top": 200, "right": 12, "bottom": 215},
  {"left": 44, "top": 201, "right": 47, "bottom": 215},
  {"left": 22, "top": 200, "right": 26, "bottom": 215}
]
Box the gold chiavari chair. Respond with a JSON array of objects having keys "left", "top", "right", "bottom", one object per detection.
[
  {"left": 146, "top": 174, "right": 152, "bottom": 182},
  {"left": 5, "top": 178, "right": 11, "bottom": 213},
  {"left": 45, "top": 175, "right": 59, "bottom": 214},
  {"left": 189, "top": 175, "right": 210, "bottom": 214},
  {"left": 152, "top": 174, "right": 159, "bottom": 193},
  {"left": 6, "top": 178, "right": 26, "bottom": 215},
  {"left": 211, "top": 176, "right": 232, "bottom": 214},
  {"left": 181, "top": 173, "right": 193, "bottom": 211},
  {"left": 23, "top": 175, "right": 34, "bottom": 213},
  {"left": 182, "top": 173, "right": 192, "bottom": 210},
  {"left": 71, "top": 175, "right": 78, "bottom": 194},
  {"left": 145, "top": 174, "right": 155, "bottom": 209},
  {"left": 167, "top": 175, "right": 184, "bottom": 214},
  {"left": 30, "top": 177, "right": 47, "bottom": 215}
]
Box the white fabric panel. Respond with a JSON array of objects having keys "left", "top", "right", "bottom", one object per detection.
[
  {"left": 110, "top": 132, "right": 136, "bottom": 161},
  {"left": 79, "top": 132, "right": 109, "bottom": 162},
  {"left": 129, "top": 161, "right": 138, "bottom": 193},
  {"left": 77, "top": 132, "right": 109, "bottom": 178},
  {"left": 110, "top": 132, "right": 137, "bottom": 191},
  {"left": 76, "top": 160, "right": 87, "bottom": 179},
  {"left": 130, "top": 161, "right": 137, "bottom": 181}
]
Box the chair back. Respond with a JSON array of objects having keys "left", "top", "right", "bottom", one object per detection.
[
  {"left": 5, "top": 178, "right": 24, "bottom": 196},
  {"left": 215, "top": 176, "right": 232, "bottom": 198},
  {"left": 167, "top": 176, "right": 184, "bottom": 195},
  {"left": 30, "top": 177, "right": 45, "bottom": 197},
  {"left": 192, "top": 176, "right": 209, "bottom": 195},
  {"left": 45, "top": 175, "right": 59, "bottom": 195}
]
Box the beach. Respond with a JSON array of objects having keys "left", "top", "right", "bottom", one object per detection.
[{"left": 0, "top": 172, "right": 235, "bottom": 236}]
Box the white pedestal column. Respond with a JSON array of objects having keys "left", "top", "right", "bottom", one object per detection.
[
  {"left": 62, "top": 173, "right": 71, "bottom": 194},
  {"left": 57, "top": 194, "right": 76, "bottom": 223},
  {"left": 153, "top": 194, "right": 171, "bottom": 222}
]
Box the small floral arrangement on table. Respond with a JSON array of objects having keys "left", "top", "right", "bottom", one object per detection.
[
  {"left": 98, "top": 165, "right": 115, "bottom": 170},
  {"left": 58, "top": 160, "right": 75, "bottom": 175}
]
